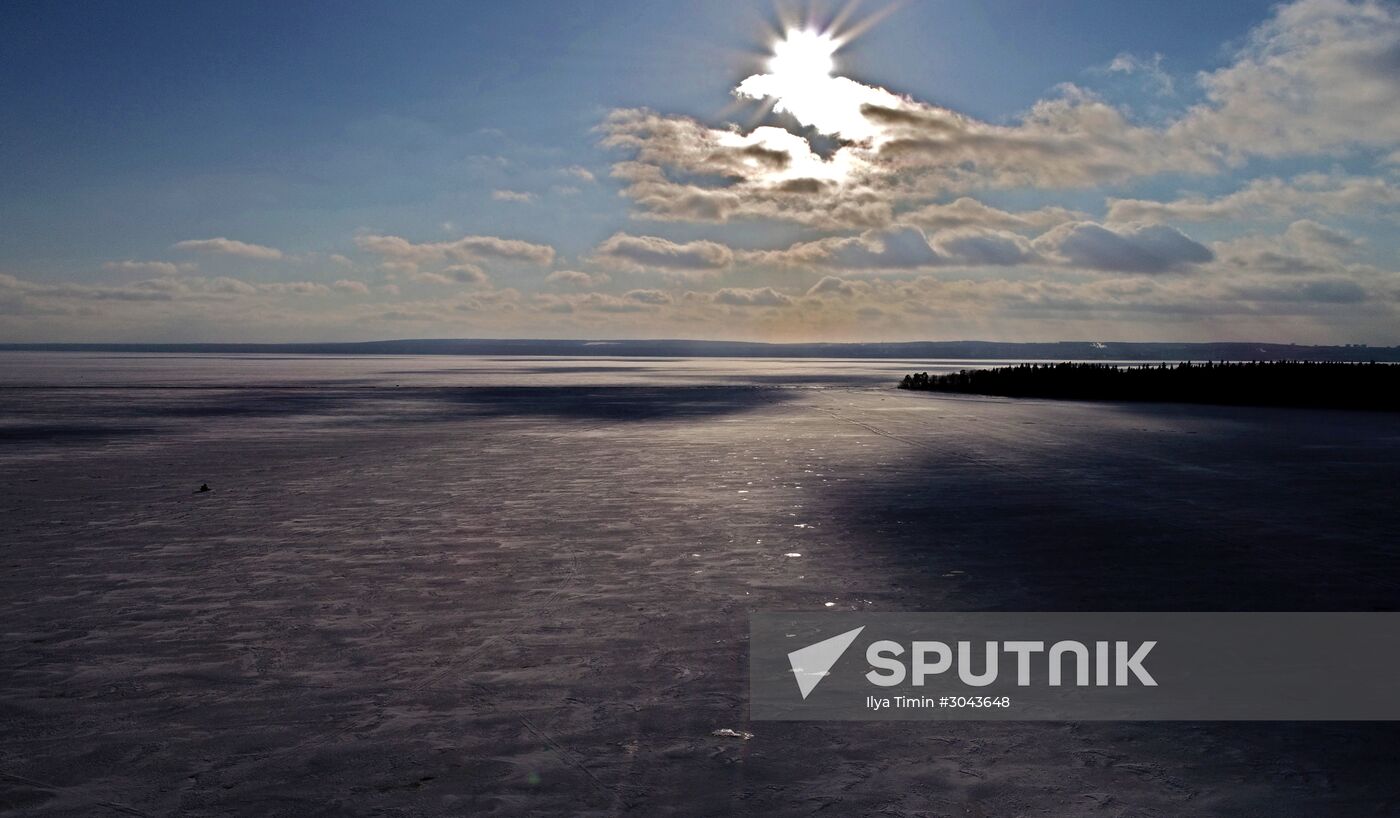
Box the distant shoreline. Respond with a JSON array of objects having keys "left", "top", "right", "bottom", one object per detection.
[
  {"left": 2, "top": 339, "right": 1397, "bottom": 362},
  {"left": 899, "top": 361, "right": 1400, "bottom": 411}
]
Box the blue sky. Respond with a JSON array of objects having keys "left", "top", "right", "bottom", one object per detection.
[{"left": 2, "top": 0, "right": 1397, "bottom": 343}]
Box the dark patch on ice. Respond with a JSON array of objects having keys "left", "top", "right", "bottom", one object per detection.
[
  {"left": 0, "top": 385, "right": 796, "bottom": 448},
  {"left": 823, "top": 401, "right": 1400, "bottom": 611},
  {"left": 835, "top": 465, "right": 1400, "bottom": 610}
]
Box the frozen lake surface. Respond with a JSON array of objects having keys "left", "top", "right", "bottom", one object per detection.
[{"left": 4, "top": 353, "right": 1400, "bottom": 816}]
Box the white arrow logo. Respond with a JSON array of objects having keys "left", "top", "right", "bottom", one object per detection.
[{"left": 787, "top": 626, "right": 865, "bottom": 699}]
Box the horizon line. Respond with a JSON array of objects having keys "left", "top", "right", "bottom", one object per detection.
[{"left": 1, "top": 337, "right": 1392, "bottom": 346}]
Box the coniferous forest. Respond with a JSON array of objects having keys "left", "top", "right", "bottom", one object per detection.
[{"left": 899, "top": 361, "right": 1400, "bottom": 411}]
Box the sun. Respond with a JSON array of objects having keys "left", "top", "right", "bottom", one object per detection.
[
  {"left": 735, "top": 21, "right": 899, "bottom": 145},
  {"left": 726, "top": 7, "right": 904, "bottom": 182},
  {"left": 768, "top": 28, "right": 841, "bottom": 81},
  {"left": 733, "top": 26, "right": 856, "bottom": 138}
]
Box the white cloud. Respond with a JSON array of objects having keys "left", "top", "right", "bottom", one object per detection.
[
  {"left": 603, "top": 0, "right": 1400, "bottom": 234},
  {"left": 901, "top": 198, "right": 1085, "bottom": 232},
  {"left": 745, "top": 227, "right": 942, "bottom": 270},
  {"left": 332, "top": 279, "right": 371, "bottom": 295},
  {"left": 711, "top": 287, "right": 794, "bottom": 307},
  {"left": 1107, "top": 173, "right": 1400, "bottom": 224},
  {"left": 441, "top": 264, "right": 490, "bottom": 285},
  {"left": 1212, "top": 219, "right": 1369, "bottom": 275},
  {"left": 4, "top": 259, "right": 1394, "bottom": 343},
  {"left": 355, "top": 233, "right": 555, "bottom": 267},
  {"left": 806, "top": 275, "right": 871, "bottom": 298},
  {"left": 1228, "top": 277, "right": 1368, "bottom": 304},
  {"left": 591, "top": 232, "right": 733, "bottom": 274},
  {"left": 934, "top": 228, "right": 1039, "bottom": 267},
  {"left": 406, "top": 264, "right": 490, "bottom": 287},
  {"left": 1032, "top": 222, "right": 1214, "bottom": 273},
  {"left": 624, "top": 288, "right": 671, "bottom": 305},
  {"left": 1100, "top": 52, "right": 1176, "bottom": 96},
  {"left": 102, "top": 260, "right": 195, "bottom": 276},
  {"left": 0, "top": 271, "right": 347, "bottom": 313},
  {"left": 256, "top": 281, "right": 330, "bottom": 295},
  {"left": 172, "top": 237, "right": 284, "bottom": 260},
  {"left": 1170, "top": 0, "right": 1400, "bottom": 159},
  {"left": 492, "top": 189, "right": 536, "bottom": 203},
  {"left": 546, "top": 270, "right": 610, "bottom": 288},
  {"left": 564, "top": 166, "right": 596, "bottom": 183},
  {"left": 747, "top": 221, "right": 1208, "bottom": 274},
  {"left": 601, "top": 109, "right": 894, "bottom": 229}
]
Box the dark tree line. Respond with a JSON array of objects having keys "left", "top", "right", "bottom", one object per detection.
[{"left": 898, "top": 361, "right": 1400, "bottom": 411}]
